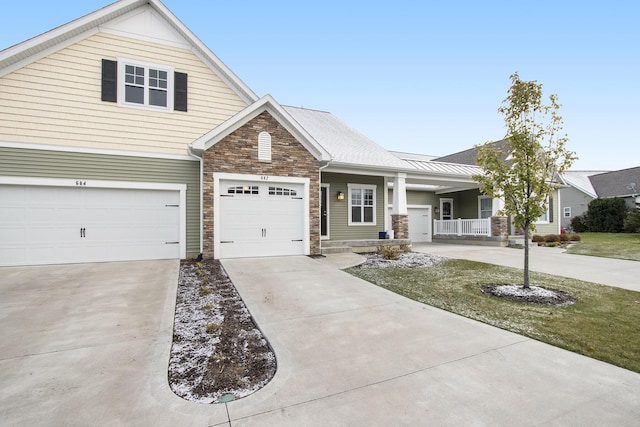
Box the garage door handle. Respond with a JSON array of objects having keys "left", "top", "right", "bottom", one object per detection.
[
  {"left": 165, "top": 241, "right": 179, "bottom": 245},
  {"left": 292, "top": 239, "right": 303, "bottom": 242},
  {"left": 80, "top": 228, "right": 86, "bottom": 238},
  {"left": 220, "top": 241, "right": 234, "bottom": 244}
]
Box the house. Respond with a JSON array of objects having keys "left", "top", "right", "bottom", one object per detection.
[
  {"left": 589, "top": 167, "right": 640, "bottom": 210},
  {"left": 0, "top": 0, "right": 534, "bottom": 267},
  {"left": 558, "top": 170, "right": 608, "bottom": 230}
]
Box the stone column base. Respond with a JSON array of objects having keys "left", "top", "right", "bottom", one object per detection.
[{"left": 391, "top": 214, "right": 409, "bottom": 239}]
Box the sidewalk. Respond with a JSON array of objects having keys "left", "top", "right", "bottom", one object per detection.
[{"left": 412, "top": 243, "right": 640, "bottom": 292}]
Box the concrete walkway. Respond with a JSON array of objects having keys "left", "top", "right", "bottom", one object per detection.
[
  {"left": 1, "top": 257, "right": 639, "bottom": 426},
  {"left": 412, "top": 243, "right": 640, "bottom": 292}
]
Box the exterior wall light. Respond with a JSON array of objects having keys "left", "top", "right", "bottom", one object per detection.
[
  {"left": 434, "top": 207, "right": 440, "bottom": 215},
  {"left": 337, "top": 191, "right": 345, "bottom": 201}
]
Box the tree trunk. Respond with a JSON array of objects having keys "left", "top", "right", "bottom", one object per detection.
[{"left": 523, "top": 223, "right": 530, "bottom": 289}]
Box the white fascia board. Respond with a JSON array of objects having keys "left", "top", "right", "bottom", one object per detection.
[
  {"left": 0, "top": 0, "right": 258, "bottom": 105},
  {"left": 0, "top": 0, "right": 143, "bottom": 69},
  {"left": 194, "top": 95, "right": 331, "bottom": 162}
]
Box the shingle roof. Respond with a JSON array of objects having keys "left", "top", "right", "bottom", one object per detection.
[
  {"left": 434, "top": 139, "right": 509, "bottom": 165},
  {"left": 561, "top": 170, "right": 609, "bottom": 198},
  {"left": 283, "top": 106, "right": 408, "bottom": 169},
  {"left": 589, "top": 167, "right": 640, "bottom": 198}
]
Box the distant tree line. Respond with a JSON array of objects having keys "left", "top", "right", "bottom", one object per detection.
[{"left": 571, "top": 198, "right": 640, "bottom": 233}]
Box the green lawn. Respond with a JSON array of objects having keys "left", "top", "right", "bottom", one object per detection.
[
  {"left": 566, "top": 232, "right": 640, "bottom": 261},
  {"left": 346, "top": 259, "right": 640, "bottom": 373}
]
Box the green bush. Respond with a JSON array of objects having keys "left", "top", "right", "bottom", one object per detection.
[
  {"left": 570, "top": 213, "right": 589, "bottom": 233},
  {"left": 587, "top": 198, "right": 628, "bottom": 232},
  {"left": 624, "top": 209, "right": 640, "bottom": 233}
]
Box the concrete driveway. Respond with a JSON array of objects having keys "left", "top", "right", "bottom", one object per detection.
[{"left": 1, "top": 257, "right": 639, "bottom": 426}]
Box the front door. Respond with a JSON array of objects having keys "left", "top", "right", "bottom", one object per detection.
[
  {"left": 440, "top": 198, "right": 453, "bottom": 220},
  {"left": 320, "top": 185, "right": 329, "bottom": 239}
]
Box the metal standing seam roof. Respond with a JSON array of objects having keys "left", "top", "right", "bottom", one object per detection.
[{"left": 399, "top": 158, "right": 484, "bottom": 175}]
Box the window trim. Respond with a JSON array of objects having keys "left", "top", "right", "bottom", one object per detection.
[
  {"left": 117, "top": 58, "right": 175, "bottom": 111},
  {"left": 478, "top": 196, "right": 493, "bottom": 219},
  {"left": 348, "top": 183, "right": 377, "bottom": 226}
]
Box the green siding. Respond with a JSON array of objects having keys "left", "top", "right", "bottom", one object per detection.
[
  {"left": 322, "top": 173, "right": 385, "bottom": 240},
  {"left": 0, "top": 147, "right": 200, "bottom": 255},
  {"left": 438, "top": 189, "right": 482, "bottom": 219}
]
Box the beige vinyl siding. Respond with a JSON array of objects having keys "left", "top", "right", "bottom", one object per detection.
[
  {"left": 0, "top": 32, "right": 247, "bottom": 155},
  {"left": 534, "top": 190, "right": 561, "bottom": 235},
  {"left": 0, "top": 146, "right": 201, "bottom": 256},
  {"left": 322, "top": 173, "right": 385, "bottom": 240}
]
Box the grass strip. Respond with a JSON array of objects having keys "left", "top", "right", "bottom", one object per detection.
[{"left": 346, "top": 259, "right": 640, "bottom": 373}]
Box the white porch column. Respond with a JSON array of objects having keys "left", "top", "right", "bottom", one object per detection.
[{"left": 392, "top": 173, "right": 408, "bottom": 215}]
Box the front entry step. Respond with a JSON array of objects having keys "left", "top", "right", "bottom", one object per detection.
[{"left": 321, "top": 246, "right": 352, "bottom": 255}]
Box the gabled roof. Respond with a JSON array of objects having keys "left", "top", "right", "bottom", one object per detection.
[
  {"left": 560, "top": 170, "right": 608, "bottom": 198},
  {"left": 589, "top": 167, "right": 640, "bottom": 198},
  {"left": 0, "top": 0, "right": 257, "bottom": 104},
  {"left": 434, "top": 139, "right": 510, "bottom": 165},
  {"left": 191, "top": 95, "right": 331, "bottom": 162},
  {"left": 283, "top": 106, "right": 408, "bottom": 170}
]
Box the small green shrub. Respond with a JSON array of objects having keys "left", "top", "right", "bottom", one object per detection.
[
  {"left": 399, "top": 244, "right": 412, "bottom": 253},
  {"left": 200, "top": 285, "right": 212, "bottom": 296},
  {"left": 570, "top": 214, "right": 589, "bottom": 233},
  {"left": 547, "top": 242, "right": 559, "bottom": 247},
  {"left": 624, "top": 209, "right": 640, "bottom": 233},
  {"left": 378, "top": 245, "right": 401, "bottom": 260}
]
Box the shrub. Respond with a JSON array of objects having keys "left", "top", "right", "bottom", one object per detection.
[
  {"left": 532, "top": 234, "right": 544, "bottom": 243},
  {"left": 559, "top": 233, "right": 570, "bottom": 242},
  {"left": 399, "top": 244, "right": 412, "bottom": 253},
  {"left": 570, "top": 213, "right": 589, "bottom": 233},
  {"left": 624, "top": 209, "right": 640, "bottom": 233},
  {"left": 568, "top": 234, "right": 581, "bottom": 241},
  {"left": 377, "top": 245, "right": 401, "bottom": 260},
  {"left": 587, "top": 198, "right": 628, "bottom": 232},
  {"left": 544, "top": 234, "right": 561, "bottom": 243}
]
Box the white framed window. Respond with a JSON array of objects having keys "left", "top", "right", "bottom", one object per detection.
[
  {"left": 537, "top": 196, "right": 554, "bottom": 223},
  {"left": 564, "top": 207, "right": 571, "bottom": 218},
  {"left": 478, "top": 196, "right": 493, "bottom": 219},
  {"left": 348, "top": 184, "right": 376, "bottom": 225},
  {"left": 118, "top": 58, "right": 174, "bottom": 110}
]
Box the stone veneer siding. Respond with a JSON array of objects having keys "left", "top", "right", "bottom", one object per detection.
[
  {"left": 202, "top": 111, "right": 321, "bottom": 259},
  {"left": 391, "top": 214, "right": 409, "bottom": 239},
  {"left": 490, "top": 216, "right": 508, "bottom": 237}
]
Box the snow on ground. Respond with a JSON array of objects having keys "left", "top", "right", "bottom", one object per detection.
[{"left": 357, "top": 251, "right": 445, "bottom": 268}]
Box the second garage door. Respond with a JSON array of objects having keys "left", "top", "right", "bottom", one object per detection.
[
  {"left": 218, "top": 180, "right": 306, "bottom": 258},
  {"left": 0, "top": 184, "right": 181, "bottom": 266}
]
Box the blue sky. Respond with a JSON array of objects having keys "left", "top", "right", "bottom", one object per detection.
[{"left": 1, "top": 0, "right": 638, "bottom": 170}]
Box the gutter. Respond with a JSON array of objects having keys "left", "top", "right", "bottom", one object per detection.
[{"left": 187, "top": 145, "right": 204, "bottom": 256}]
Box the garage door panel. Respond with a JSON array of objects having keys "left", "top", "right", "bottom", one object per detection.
[
  {"left": 0, "top": 185, "right": 181, "bottom": 266},
  {"left": 218, "top": 181, "right": 305, "bottom": 259}
]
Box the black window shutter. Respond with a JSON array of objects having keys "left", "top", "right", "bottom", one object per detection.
[
  {"left": 174, "top": 72, "right": 188, "bottom": 112},
  {"left": 549, "top": 197, "right": 554, "bottom": 222},
  {"left": 101, "top": 59, "right": 117, "bottom": 102}
]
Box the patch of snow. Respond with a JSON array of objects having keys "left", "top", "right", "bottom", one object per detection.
[
  {"left": 358, "top": 252, "right": 445, "bottom": 268},
  {"left": 491, "top": 285, "right": 560, "bottom": 299}
]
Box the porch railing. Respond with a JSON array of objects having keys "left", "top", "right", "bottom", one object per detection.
[{"left": 433, "top": 218, "right": 491, "bottom": 237}]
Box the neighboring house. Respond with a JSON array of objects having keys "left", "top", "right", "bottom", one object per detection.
[
  {"left": 558, "top": 170, "right": 608, "bottom": 230},
  {"left": 0, "top": 0, "right": 524, "bottom": 267},
  {"left": 589, "top": 167, "right": 640, "bottom": 209},
  {"left": 434, "top": 142, "right": 563, "bottom": 236}
]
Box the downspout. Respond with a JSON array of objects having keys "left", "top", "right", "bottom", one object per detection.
[{"left": 188, "top": 145, "right": 204, "bottom": 257}]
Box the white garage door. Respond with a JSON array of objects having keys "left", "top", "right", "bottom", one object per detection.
[
  {"left": 218, "top": 180, "right": 305, "bottom": 258},
  {"left": 408, "top": 207, "right": 432, "bottom": 242},
  {"left": 0, "top": 185, "right": 181, "bottom": 266},
  {"left": 388, "top": 206, "right": 432, "bottom": 242}
]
